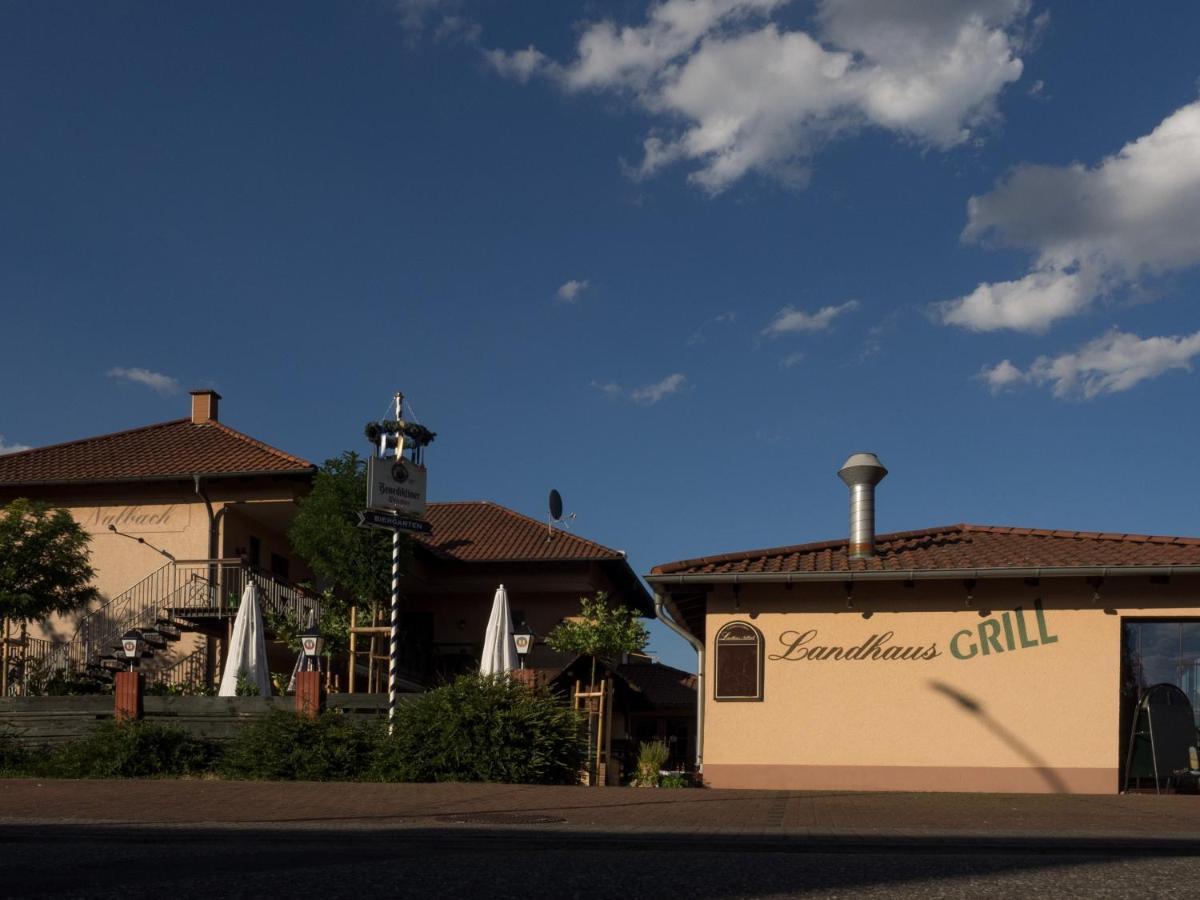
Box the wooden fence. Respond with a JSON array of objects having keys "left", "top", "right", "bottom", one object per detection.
[{"left": 0, "top": 693, "right": 404, "bottom": 747}]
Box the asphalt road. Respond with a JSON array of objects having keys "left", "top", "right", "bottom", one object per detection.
[{"left": 3, "top": 825, "right": 1199, "bottom": 899}]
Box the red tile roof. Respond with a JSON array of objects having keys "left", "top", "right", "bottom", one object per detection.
[
  {"left": 418, "top": 501, "right": 628, "bottom": 563},
  {"left": 650, "top": 524, "right": 1200, "bottom": 578},
  {"left": 0, "top": 419, "right": 314, "bottom": 485}
]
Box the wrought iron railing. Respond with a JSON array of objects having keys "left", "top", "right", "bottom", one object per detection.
[
  {"left": 147, "top": 647, "right": 208, "bottom": 689},
  {"left": 30, "top": 560, "right": 320, "bottom": 680},
  {"left": 3, "top": 636, "right": 54, "bottom": 696}
]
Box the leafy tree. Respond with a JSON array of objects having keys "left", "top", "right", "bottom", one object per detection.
[
  {"left": 545, "top": 592, "right": 649, "bottom": 691},
  {"left": 288, "top": 451, "right": 404, "bottom": 612},
  {"left": 0, "top": 499, "right": 99, "bottom": 624}
]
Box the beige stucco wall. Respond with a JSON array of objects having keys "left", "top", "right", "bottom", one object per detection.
[
  {"left": 702, "top": 576, "right": 1200, "bottom": 794},
  {"left": 5, "top": 479, "right": 305, "bottom": 647}
]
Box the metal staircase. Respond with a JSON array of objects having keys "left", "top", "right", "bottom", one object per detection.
[{"left": 26, "top": 558, "right": 321, "bottom": 690}]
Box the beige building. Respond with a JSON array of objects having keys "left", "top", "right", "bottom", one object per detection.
[
  {"left": 0, "top": 392, "right": 678, "bottom": 739},
  {"left": 649, "top": 454, "right": 1200, "bottom": 794},
  {"left": 0, "top": 391, "right": 319, "bottom": 686}
]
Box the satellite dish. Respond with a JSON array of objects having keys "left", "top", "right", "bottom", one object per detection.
[{"left": 549, "top": 489, "right": 564, "bottom": 521}]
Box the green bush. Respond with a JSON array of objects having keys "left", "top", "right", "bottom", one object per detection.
[
  {"left": 219, "top": 710, "right": 376, "bottom": 781},
  {"left": 41, "top": 720, "right": 219, "bottom": 778},
  {"left": 0, "top": 727, "right": 34, "bottom": 776},
  {"left": 659, "top": 772, "right": 689, "bottom": 789},
  {"left": 371, "top": 675, "right": 584, "bottom": 784}
]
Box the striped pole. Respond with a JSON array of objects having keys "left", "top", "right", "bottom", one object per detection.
[{"left": 388, "top": 524, "right": 400, "bottom": 734}]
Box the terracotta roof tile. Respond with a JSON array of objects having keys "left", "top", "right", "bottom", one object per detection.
[
  {"left": 0, "top": 419, "right": 314, "bottom": 485},
  {"left": 417, "top": 501, "right": 627, "bottom": 563},
  {"left": 650, "top": 523, "right": 1200, "bottom": 577}
]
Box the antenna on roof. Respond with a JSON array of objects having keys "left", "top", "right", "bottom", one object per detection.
[{"left": 547, "top": 489, "right": 575, "bottom": 541}]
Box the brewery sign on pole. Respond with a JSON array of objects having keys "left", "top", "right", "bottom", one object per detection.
[
  {"left": 366, "top": 455, "right": 427, "bottom": 518},
  {"left": 362, "top": 392, "right": 436, "bottom": 735}
]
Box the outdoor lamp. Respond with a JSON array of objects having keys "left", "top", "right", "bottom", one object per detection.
[
  {"left": 300, "top": 624, "right": 324, "bottom": 660},
  {"left": 512, "top": 628, "right": 534, "bottom": 669},
  {"left": 120, "top": 629, "right": 145, "bottom": 669}
]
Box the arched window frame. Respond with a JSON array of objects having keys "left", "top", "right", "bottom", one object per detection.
[{"left": 714, "top": 620, "right": 764, "bottom": 702}]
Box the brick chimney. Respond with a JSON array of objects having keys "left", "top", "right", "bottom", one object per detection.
[{"left": 189, "top": 390, "right": 221, "bottom": 424}]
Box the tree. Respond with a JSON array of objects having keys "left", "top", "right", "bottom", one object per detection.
[
  {"left": 545, "top": 592, "right": 649, "bottom": 692},
  {"left": 545, "top": 592, "right": 649, "bottom": 784},
  {"left": 0, "top": 499, "right": 100, "bottom": 623},
  {"left": 288, "top": 451, "right": 402, "bottom": 612}
]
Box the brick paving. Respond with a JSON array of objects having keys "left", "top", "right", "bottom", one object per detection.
[{"left": 2, "top": 779, "right": 1200, "bottom": 847}]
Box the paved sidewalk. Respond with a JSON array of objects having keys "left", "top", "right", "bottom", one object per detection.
[{"left": 3, "top": 779, "right": 1200, "bottom": 849}]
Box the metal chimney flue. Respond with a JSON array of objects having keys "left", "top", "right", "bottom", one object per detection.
[{"left": 838, "top": 452, "right": 888, "bottom": 559}]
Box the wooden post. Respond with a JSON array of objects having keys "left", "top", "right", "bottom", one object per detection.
[
  {"left": 1, "top": 617, "right": 10, "bottom": 697},
  {"left": 295, "top": 669, "right": 323, "bottom": 720},
  {"left": 603, "top": 678, "right": 614, "bottom": 786},
  {"left": 348, "top": 606, "right": 357, "bottom": 694},
  {"left": 595, "top": 679, "right": 606, "bottom": 788},
  {"left": 114, "top": 670, "right": 143, "bottom": 722}
]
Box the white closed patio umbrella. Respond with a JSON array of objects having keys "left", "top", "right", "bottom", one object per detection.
[
  {"left": 218, "top": 581, "right": 272, "bottom": 697},
  {"left": 479, "top": 584, "right": 518, "bottom": 676}
]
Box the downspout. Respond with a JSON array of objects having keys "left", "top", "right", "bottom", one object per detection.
[
  {"left": 654, "top": 592, "right": 704, "bottom": 776},
  {"left": 193, "top": 475, "right": 218, "bottom": 561}
]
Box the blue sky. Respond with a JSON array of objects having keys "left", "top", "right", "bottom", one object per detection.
[{"left": 3, "top": 1, "right": 1199, "bottom": 670}]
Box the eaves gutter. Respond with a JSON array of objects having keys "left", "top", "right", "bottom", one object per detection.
[
  {"left": 646, "top": 565, "right": 1200, "bottom": 586},
  {"left": 0, "top": 468, "right": 316, "bottom": 487}
]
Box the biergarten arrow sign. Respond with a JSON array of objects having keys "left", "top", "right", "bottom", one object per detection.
[{"left": 357, "top": 509, "right": 432, "bottom": 534}]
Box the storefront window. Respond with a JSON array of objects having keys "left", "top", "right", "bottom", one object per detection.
[
  {"left": 714, "top": 621, "right": 763, "bottom": 701},
  {"left": 1122, "top": 620, "right": 1200, "bottom": 728}
]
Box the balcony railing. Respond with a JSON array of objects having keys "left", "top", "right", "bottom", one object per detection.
[{"left": 31, "top": 559, "right": 321, "bottom": 682}]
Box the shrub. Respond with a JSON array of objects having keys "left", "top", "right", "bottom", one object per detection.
[
  {"left": 659, "top": 772, "right": 689, "bottom": 789},
  {"left": 371, "top": 675, "right": 584, "bottom": 784},
  {"left": 0, "top": 727, "right": 34, "bottom": 776},
  {"left": 632, "top": 739, "right": 670, "bottom": 787},
  {"left": 42, "top": 720, "right": 219, "bottom": 778},
  {"left": 219, "top": 710, "right": 376, "bottom": 781}
]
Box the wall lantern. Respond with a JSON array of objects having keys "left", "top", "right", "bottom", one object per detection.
[{"left": 120, "top": 630, "right": 145, "bottom": 670}]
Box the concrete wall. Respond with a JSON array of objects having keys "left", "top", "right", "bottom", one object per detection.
[{"left": 701, "top": 575, "right": 1200, "bottom": 794}]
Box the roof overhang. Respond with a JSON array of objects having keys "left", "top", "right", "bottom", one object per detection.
[{"left": 647, "top": 564, "right": 1200, "bottom": 586}]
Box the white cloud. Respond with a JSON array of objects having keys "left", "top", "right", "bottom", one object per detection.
[
  {"left": 631, "top": 372, "right": 689, "bottom": 404},
  {"left": 939, "top": 99, "right": 1200, "bottom": 332},
  {"left": 107, "top": 367, "right": 181, "bottom": 395},
  {"left": 557, "top": 279, "right": 590, "bottom": 302},
  {"left": 763, "top": 300, "right": 859, "bottom": 335},
  {"left": 486, "top": 45, "right": 553, "bottom": 83},
  {"left": 0, "top": 435, "right": 31, "bottom": 455},
  {"left": 593, "top": 373, "right": 689, "bottom": 403},
  {"left": 980, "top": 329, "right": 1200, "bottom": 399},
  {"left": 490, "top": 0, "right": 1032, "bottom": 191},
  {"left": 978, "top": 358, "right": 1026, "bottom": 393},
  {"left": 590, "top": 380, "right": 624, "bottom": 398},
  {"left": 395, "top": 0, "right": 454, "bottom": 31},
  {"left": 779, "top": 351, "right": 806, "bottom": 368}
]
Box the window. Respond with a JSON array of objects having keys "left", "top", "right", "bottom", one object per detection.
[
  {"left": 714, "top": 621, "right": 764, "bottom": 701},
  {"left": 247, "top": 536, "right": 261, "bottom": 568},
  {"left": 269, "top": 553, "right": 290, "bottom": 581}
]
